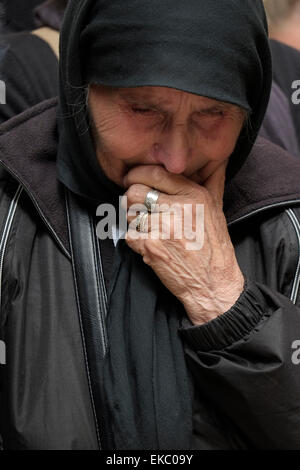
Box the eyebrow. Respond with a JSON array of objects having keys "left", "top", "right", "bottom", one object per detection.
[
  {"left": 118, "top": 91, "right": 233, "bottom": 113},
  {"left": 196, "top": 103, "right": 231, "bottom": 113},
  {"left": 118, "top": 91, "right": 171, "bottom": 107}
]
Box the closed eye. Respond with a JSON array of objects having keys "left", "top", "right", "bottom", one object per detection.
[
  {"left": 131, "top": 106, "right": 155, "bottom": 114},
  {"left": 195, "top": 109, "right": 224, "bottom": 118},
  {"left": 192, "top": 109, "right": 225, "bottom": 124}
]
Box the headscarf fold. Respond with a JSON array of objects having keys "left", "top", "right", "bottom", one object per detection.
[{"left": 58, "top": 0, "right": 272, "bottom": 449}]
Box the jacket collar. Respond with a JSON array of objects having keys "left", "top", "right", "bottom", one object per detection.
[
  {"left": 224, "top": 138, "right": 300, "bottom": 224},
  {"left": 1, "top": 97, "right": 300, "bottom": 255},
  {"left": 0, "top": 98, "right": 70, "bottom": 255}
]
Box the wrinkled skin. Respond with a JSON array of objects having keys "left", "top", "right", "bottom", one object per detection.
[{"left": 88, "top": 84, "right": 246, "bottom": 324}]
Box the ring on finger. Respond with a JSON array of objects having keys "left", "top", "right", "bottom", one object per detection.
[
  {"left": 136, "top": 212, "right": 149, "bottom": 233},
  {"left": 144, "top": 189, "right": 160, "bottom": 213},
  {"left": 136, "top": 212, "right": 148, "bottom": 232}
]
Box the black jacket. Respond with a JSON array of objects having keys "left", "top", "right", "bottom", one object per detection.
[{"left": 1, "top": 99, "right": 300, "bottom": 449}]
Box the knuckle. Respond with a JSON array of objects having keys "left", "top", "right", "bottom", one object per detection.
[
  {"left": 144, "top": 238, "right": 153, "bottom": 253},
  {"left": 144, "top": 238, "right": 165, "bottom": 259},
  {"left": 127, "top": 185, "right": 139, "bottom": 201},
  {"left": 127, "top": 185, "right": 146, "bottom": 210},
  {"left": 152, "top": 166, "right": 164, "bottom": 185},
  {"left": 144, "top": 238, "right": 159, "bottom": 256},
  {"left": 143, "top": 255, "right": 150, "bottom": 265}
]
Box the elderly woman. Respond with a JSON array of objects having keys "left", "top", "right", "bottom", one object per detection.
[{"left": 0, "top": 0, "right": 300, "bottom": 450}]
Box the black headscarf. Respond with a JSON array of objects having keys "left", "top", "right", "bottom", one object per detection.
[{"left": 57, "top": 0, "right": 272, "bottom": 449}]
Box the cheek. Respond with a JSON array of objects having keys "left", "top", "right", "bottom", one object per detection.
[
  {"left": 98, "top": 116, "right": 154, "bottom": 160},
  {"left": 195, "top": 118, "right": 242, "bottom": 161}
]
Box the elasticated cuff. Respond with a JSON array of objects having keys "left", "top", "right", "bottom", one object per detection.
[{"left": 179, "top": 279, "right": 271, "bottom": 352}]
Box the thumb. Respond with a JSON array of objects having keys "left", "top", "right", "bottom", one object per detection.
[{"left": 202, "top": 160, "right": 227, "bottom": 205}]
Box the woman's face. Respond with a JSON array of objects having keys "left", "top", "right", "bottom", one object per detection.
[{"left": 88, "top": 85, "right": 246, "bottom": 187}]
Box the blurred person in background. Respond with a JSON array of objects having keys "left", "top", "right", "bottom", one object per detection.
[
  {"left": 33, "top": 0, "right": 68, "bottom": 57},
  {"left": 260, "top": 0, "right": 300, "bottom": 154},
  {"left": 0, "top": 0, "right": 43, "bottom": 32},
  {"left": 264, "top": 0, "right": 300, "bottom": 50},
  {"left": 260, "top": 80, "right": 300, "bottom": 155},
  {"left": 0, "top": 0, "right": 68, "bottom": 124}
]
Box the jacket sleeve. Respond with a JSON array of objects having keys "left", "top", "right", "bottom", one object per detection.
[{"left": 179, "top": 277, "right": 300, "bottom": 449}]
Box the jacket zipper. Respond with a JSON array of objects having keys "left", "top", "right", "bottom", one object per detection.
[
  {"left": 95, "top": 236, "right": 108, "bottom": 351},
  {"left": 0, "top": 184, "right": 23, "bottom": 314},
  {"left": 285, "top": 209, "right": 300, "bottom": 305},
  {"left": 228, "top": 200, "right": 300, "bottom": 307}
]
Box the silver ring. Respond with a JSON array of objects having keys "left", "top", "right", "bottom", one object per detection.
[
  {"left": 140, "top": 212, "right": 149, "bottom": 233},
  {"left": 136, "top": 212, "right": 149, "bottom": 233},
  {"left": 144, "top": 189, "right": 160, "bottom": 212}
]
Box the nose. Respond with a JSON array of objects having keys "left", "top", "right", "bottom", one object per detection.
[{"left": 153, "top": 125, "right": 190, "bottom": 174}]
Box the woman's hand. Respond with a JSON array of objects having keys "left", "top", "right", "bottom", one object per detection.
[{"left": 123, "top": 163, "right": 245, "bottom": 326}]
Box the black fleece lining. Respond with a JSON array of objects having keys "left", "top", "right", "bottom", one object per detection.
[
  {"left": 224, "top": 140, "right": 300, "bottom": 223},
  {"left": 0, "top": 98, "right": 70, "bottom": 256}
]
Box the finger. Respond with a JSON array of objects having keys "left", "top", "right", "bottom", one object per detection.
[
  {"left": 123, "top": 183, "right": 172, "bottom": 212},
  {"left": 127, "top": 211, "right": 162, "bottom": 234},
  {"left": 129, "top": 212, "right": 151, "bottom": 234},
  {"left": 123, "top": 165, "right": 199, "bottom": 196},
  {"left": 128, "top": 211, "right": 181, "bottom": 240},
  {"left": 125, "top": 229, "right": 162, "bottom": 264},
  {"left": 125, "top": 230, "right": 147, "bottom": 253},
  {"left": 120, "top": 183, "right": 152, "bottom": 212}
]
